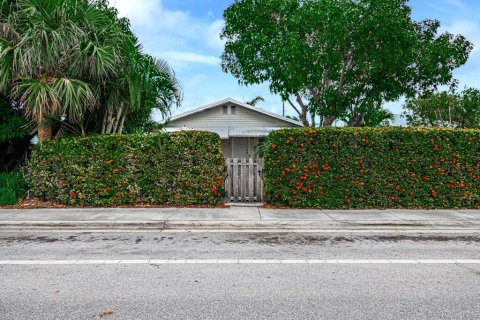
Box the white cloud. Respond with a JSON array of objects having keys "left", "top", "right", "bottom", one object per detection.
[
  {"left": 206, "top": 19, "right": 226, "bottom": 51},
  {"left": 443, "top": 0, "right": 465, "bottom": 9},
  {"left": 110, "top": 0, "right": 159, "bottom": 26},
  {"left": 159, "top": 51, "right": 220, "bottom": 67},
  {"left": 110, "top": 0, "right": 189, "bottom": 29}
]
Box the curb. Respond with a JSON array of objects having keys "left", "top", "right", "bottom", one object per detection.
[
  {"left": 0, "top": 221, "right": 165, "bottom": 230},
  {"left": 1, "top": 220, "right": 480, "bottom": 231}
]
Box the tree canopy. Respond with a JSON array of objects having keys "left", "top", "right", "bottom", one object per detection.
[
  {"left": 221, "top": 0, "right": 472, "bottom": 127},
  {"left": 404, "top": 88, "right": 480, "bottom": 129}
]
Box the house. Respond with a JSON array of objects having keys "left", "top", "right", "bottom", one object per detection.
[{"left": 165, "top": 98, "right": 303, "bottom": 158}]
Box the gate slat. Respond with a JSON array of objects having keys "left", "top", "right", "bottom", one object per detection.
[
  {"left": 241, "top": 158, "right": 247, "bottom": 201},
  {"left": 258, "top": 158, "right": 263, "bottom": 202},
  {"left": 248, "top": 158, "right": 254, "bottom": 202},
  {"left": 225, "top": 158, "right": 232, "bottom": 201},
  {"left": 233, "top": 158, "right": 239, "bottom": 202}
]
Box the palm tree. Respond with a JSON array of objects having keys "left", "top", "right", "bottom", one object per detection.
[
  {"left": 0, "top": 0, "right": 122, "bottom": 144},
  {"left": 101, "top": 52, "right": 183, "bottom": 135},
  {"left": 245, "top": 96, "right": 265, "bottom": 107}
]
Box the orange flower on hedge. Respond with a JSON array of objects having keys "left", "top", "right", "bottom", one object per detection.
[{"left": 113, "top": 169, "right": 119, "bottom": 174}]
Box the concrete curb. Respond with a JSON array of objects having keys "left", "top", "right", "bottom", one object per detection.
[
  {"left": 163, "top": 220, "right": 480, "bottom": 230},
  {"left": 1, "top": 220, "right": 480, "bottom": 231},
  {"left": 0, "top": 221, "right": 166, "bottom": 230}
]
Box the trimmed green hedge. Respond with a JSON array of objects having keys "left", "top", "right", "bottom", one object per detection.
[
  {"left": 0, "top": 172, "right": 25, "bottom": 205},
  {"left": 27, "top": 131, "right": 224, "bottom": 207},
  {"left": 264, "top": 127, "right": 480, "bottom": 209}
]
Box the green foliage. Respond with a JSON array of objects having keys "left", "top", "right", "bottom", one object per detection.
[
  {"left": 341, "top": 101, "right": 396, "bottom": 127},
  {"left": 0, "top": 95, "right": 28, "bottom": 144},
  {"left": 0, "top": 171, "right": 25, "bottom": 205},
  {"left": 221, "top": 0, "right": 472, "bottom": 127},
  {"left": 27, "top": 131, "right": 224, "bottom": 207},
  {"left": 0, "top": 0, "right": 182, "bottom": 140},
  {"left": 404, "top": 88, "right": 480, "bottom": 128},
  {"left": 264, "top": 127, "right": 480, "bottom": 209},
  {"left": 0, "top": 94, "right": 30, "bottom": 172}
]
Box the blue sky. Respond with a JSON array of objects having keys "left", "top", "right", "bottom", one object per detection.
[{"left": 110, "top": 0, "right": 480, "bottom": 122}]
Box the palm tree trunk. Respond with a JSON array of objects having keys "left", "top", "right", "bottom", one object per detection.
[
  {"left": 105, "top": 110, "right": 114, "bottom": 134},
  {"left": 112, "top": 105, "right": 123, "bottom": 134},
  {"left": 118, "top": 113, "right": 126, "bottom": 135},
  {"left": 101, "top": 109, "right": 108, "bottom": 134},
  {"left": 37, "top": 113, "right": 52, "bottom": 145}
]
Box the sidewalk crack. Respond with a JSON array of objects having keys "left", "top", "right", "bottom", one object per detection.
[
  {"left": 320, "top": 210, "right": 335, "bottom": 221},
  {"left": 388, "top": 211, "right": 407, "bottom": 221}
]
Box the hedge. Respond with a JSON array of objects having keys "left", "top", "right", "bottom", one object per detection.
[
  {"left": 27, "top": 131, "right": 224, "bottom": 207},
  {"left": 264, "top": 127, "right": 480, "bottom": 209}
]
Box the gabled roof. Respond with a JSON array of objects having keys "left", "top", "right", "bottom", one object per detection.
[{"left": 169, "top": 98, "right": 304, "bottom": 127}]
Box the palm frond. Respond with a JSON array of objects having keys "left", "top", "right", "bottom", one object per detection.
[
  {"left": 14, "top": 77, "right": 58, "bottom": 120},
  {"left": 52, "top": 77, "right": 95, "bottom": 123}
]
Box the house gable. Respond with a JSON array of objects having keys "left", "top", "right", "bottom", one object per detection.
[{"left": 166, "top": 99, "right": 303, "bottom": 128}]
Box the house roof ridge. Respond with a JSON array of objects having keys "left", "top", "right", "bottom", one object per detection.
[{"left": 167, "top": 98, "right": 303, "bottom": 127}]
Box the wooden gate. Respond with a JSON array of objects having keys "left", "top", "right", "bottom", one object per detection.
[{"left": 224, "top": 158, "right": 263, "bottom": 202}]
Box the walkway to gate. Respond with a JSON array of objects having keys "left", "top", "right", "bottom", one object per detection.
[{"left": 224, "top": 158, "right": 263, "bottom": 203}]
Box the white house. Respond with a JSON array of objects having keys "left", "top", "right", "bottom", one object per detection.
[{"left": 165, "top": 98, "right": 303, "bottom": 158}]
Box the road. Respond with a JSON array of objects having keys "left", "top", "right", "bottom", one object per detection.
[{"left": 1, "top": 230, "right": 479, "bottom": 319}]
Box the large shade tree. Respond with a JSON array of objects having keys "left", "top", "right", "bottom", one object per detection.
[{"left": 221, "top": 0, "right": 472, "bottom": 127}]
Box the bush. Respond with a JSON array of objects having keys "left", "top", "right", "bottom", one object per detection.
[
  {"left": 0, "top": 171, "right": 25, "bottom": 205},
  {"left": 264, "top": 127, "right": 480, "bottom": 209},
  {"left": 27, "top": 131, "right": 224, "bottom": 207}
]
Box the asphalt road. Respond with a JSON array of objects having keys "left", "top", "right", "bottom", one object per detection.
[{"left": 1, "top": 231, "right": 479, "bottom": 319}]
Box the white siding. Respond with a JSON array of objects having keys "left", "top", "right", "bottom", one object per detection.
[
  {"left": 167, "top": 105, "right": 298, "bottom": 128},
  {"left": 222, "top": 138, "right": 261, "bottom": 158},
  {"left": 222, "top": 140, "right": 232, "bottom": 158}
]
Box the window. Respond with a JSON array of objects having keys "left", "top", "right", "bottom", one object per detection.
[
  {"left": 223, "top": 106, "right": 228, "bottom": 114},
  {"left": 230, "top": 106, "right": 236, "bottom": 114}
]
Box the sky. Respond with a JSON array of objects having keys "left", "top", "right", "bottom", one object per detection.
[{"left": 109, "top": 0, "right": 480, "bottom": 123}]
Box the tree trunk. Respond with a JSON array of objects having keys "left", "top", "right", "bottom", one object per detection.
[
  {"left": 112, "top": 105, "right": 123, "bottom": 134},
  {"left": 101, "top": 109, "right": 108, "bottom": 134},
  {"left": 323, "top": 116, "right": 336, "bottom": 127},
  {"left": 37, "top": 114, "right": 52, "bottom": 145},
  {"left": 300, "top": 110, "right": 310, "bottom": 127},
  {"left": 310, "top": 113, "right": 316, "bottom": 128},
  {"left": 351, "top": 113, "right": 365, "bottom": 127},
  {"left": 105, "top": 110, "right": 114, "bottom": 134},
  {"left": 118, "top": 113, "right": 126, "bottom": 135}
]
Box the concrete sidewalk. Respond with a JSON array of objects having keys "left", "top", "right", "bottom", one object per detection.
[{"left": 0, "top": 207, "right": 480, "bottom": 231}]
